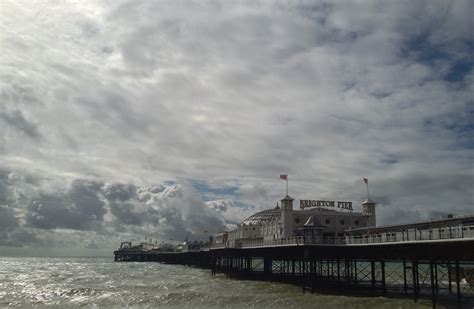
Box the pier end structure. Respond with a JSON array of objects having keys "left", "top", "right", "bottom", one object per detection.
[
  {"left": 281, "top": 195, "right": 294, "bottom": 238},
  {"left": 361, "top": 198, "right": 376, "bottom": 227}
]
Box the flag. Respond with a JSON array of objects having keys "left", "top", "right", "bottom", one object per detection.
[
  {"left": 363, "top": 177, "right": 368, "bottom": 184},
  {"left": 280, "top": 175, "right": 288, "bottom": 180}
]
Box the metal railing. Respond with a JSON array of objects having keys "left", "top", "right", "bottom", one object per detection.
[
  {"left": 209, "top": 243, "right": 226, "bottom": 249},
  {"left": 239, "top": 236, "right": 305, "bottom": 248},
  {"left": 211, "top": 236, "right": 345, "bottom": 249},
  {"left": 346, "top": 225, "right": 474, "bottom": 244},
  {"left": 209, "top": 224, "right": 474, "bottom": 249}
]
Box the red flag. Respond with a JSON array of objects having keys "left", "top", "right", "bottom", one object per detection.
[
  {"left": 280, "top": 175, "right": 288, "bottom": 180},
  {"left": 363, "top": 177, "right": 368, "bottom": 184}
]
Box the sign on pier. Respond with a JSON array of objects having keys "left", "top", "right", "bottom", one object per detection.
[{"left": 300, "top": 199, "right": 353, "bottom": 211}]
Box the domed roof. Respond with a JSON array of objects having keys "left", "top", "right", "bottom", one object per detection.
[{"left": 242, "top": 208, "right": 281, "bottom": 225}]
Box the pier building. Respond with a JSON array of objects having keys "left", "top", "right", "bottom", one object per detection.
[{"left": 214, "top": 195, "right": 376, "bottom": 248}]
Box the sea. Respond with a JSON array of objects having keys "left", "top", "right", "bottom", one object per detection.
[{"left": 0, "top": 256, "right": 437, "bottom": 308}]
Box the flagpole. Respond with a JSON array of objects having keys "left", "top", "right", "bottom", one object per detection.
[
  {"left": 280, "top": 174, "right": 289, "bottom": 196},
  {"left": 366, "top": 182, "right": 370, "bottom": 200},
  {"left": 349, "top": 203, "right": 353, "bottom": 228}
]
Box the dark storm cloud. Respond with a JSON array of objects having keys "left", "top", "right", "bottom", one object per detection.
[
  {"left": 0, "top": 168, "right": 230, "bottom": 247},
  {"left": 0, "top": 110, "right": 41, "bottom": 139},
  {"left": 0, "top": 205, "right": 19, "bottom": 232},
  {"left": 0, "top": 169, "right": 9, "bottom": 204},
  {"left": 26, "top": 180, "right": 105, "bottom": 230},
  {"left": 109, "top": 202, "right": 144, "bottom": 226},
  {"left": 102, "top": 183, "right": 144, "bottom": 226},
  {"left": 0, "top": 205, "right": 38, "bottom": 247},
  {"left": 3, "top": 228, "right": 39, "bottom": 247}
]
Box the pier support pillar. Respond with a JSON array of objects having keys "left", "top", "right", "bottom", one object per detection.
[
  {"left": 403, "top": 260, "right": 408, "bottom": 294},
  {"left": 455, "top": 261, "right": 461, "bottom": 302},
  {"left": 371, "top": 261, "right": 376, "bottom": 295},
  {"left": 412, "top": 260, "right": 419, "bottom": 303},
  {"left": 264, "top": 257, "right": 272, "bottom": 281},
  {"left": 354, "top": 260, "right": 358, "bottom": 285},
  {"left": 447, "top": 262, "right": 452, "bottom": 294},
  {"left": 430, "top": 261, "right": 436, "bottom": 309},
  {"left": 381, "top": 261, "right": 386, "bottom": 293}
]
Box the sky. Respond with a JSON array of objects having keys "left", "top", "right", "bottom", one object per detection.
[{"left": 0, "top": 0, "right": 472, "bottom": 255}]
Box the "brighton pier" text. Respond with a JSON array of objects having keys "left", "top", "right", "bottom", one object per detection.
[{"left": 299, "top": 200, "right": 353, "bottom": 211}]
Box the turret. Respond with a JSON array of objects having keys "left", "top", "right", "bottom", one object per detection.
[
  {"left": 281, "top": 195, "right": 294, "bottom": 237},
  {"left": 362, "top": 198, "right": 376, "bottom": 227}
]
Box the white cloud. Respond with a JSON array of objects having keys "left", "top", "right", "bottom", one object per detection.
[{"left": 206, "top": 199, "right": 253, "bottom": 226}]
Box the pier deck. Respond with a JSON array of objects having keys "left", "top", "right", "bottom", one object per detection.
[{"left": 114, "top": 238, "right": 474, "bottom": 307}]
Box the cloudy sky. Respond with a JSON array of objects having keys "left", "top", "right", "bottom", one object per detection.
[{"left": 0, "top": 0, "right": 472, "bottom": 255}]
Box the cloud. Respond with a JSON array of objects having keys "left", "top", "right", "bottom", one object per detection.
[
  {"left": 4, "top": 228, "right": 39, "bottom": 247},
  {"left": 0, "top": 110, "right": 41, "bottom": 139},
  {"left": 0, "top": 205, "right": 19, "bottom": 232},
  {"left": 26, "top": 180, "right": 105, "bottom": 230},
  {"left": 0, "top": 169, "right": 229, "bottom": 248},
  {"left": 0, "top": 204, "right": 39, "bottom": 247},
  {"left": 206, "top": 199, "right": 252, "bottom": 228},
  {"left": 0, "top": 1, "right": 472, "bottom": 250}
]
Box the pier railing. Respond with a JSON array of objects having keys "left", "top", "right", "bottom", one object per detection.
[
  {"left": 239, "top": 236, "right": 306, "bottom": 248},
  {"left": 209, "top": 236, "right": 347, "bottom": 249},
  {"left": 345, "top": 224, "right": 474, "bottom": 245},
  {"left": 209, "top": 224, "right": 474, "bottom": 249}
]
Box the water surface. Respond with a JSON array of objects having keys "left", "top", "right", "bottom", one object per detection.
[{"left": 0, "top": 256, "right": 434, "bottom": 308}]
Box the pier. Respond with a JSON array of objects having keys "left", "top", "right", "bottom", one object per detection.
[
  {"left": 114, "top": 195, "right": 474, "bottom": 307},
  {"left": 207, "top": 239, "right": 474, "bottom": 307},
  {"left": 115, "top": 225, "right": 474, "bottom": 307}
]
